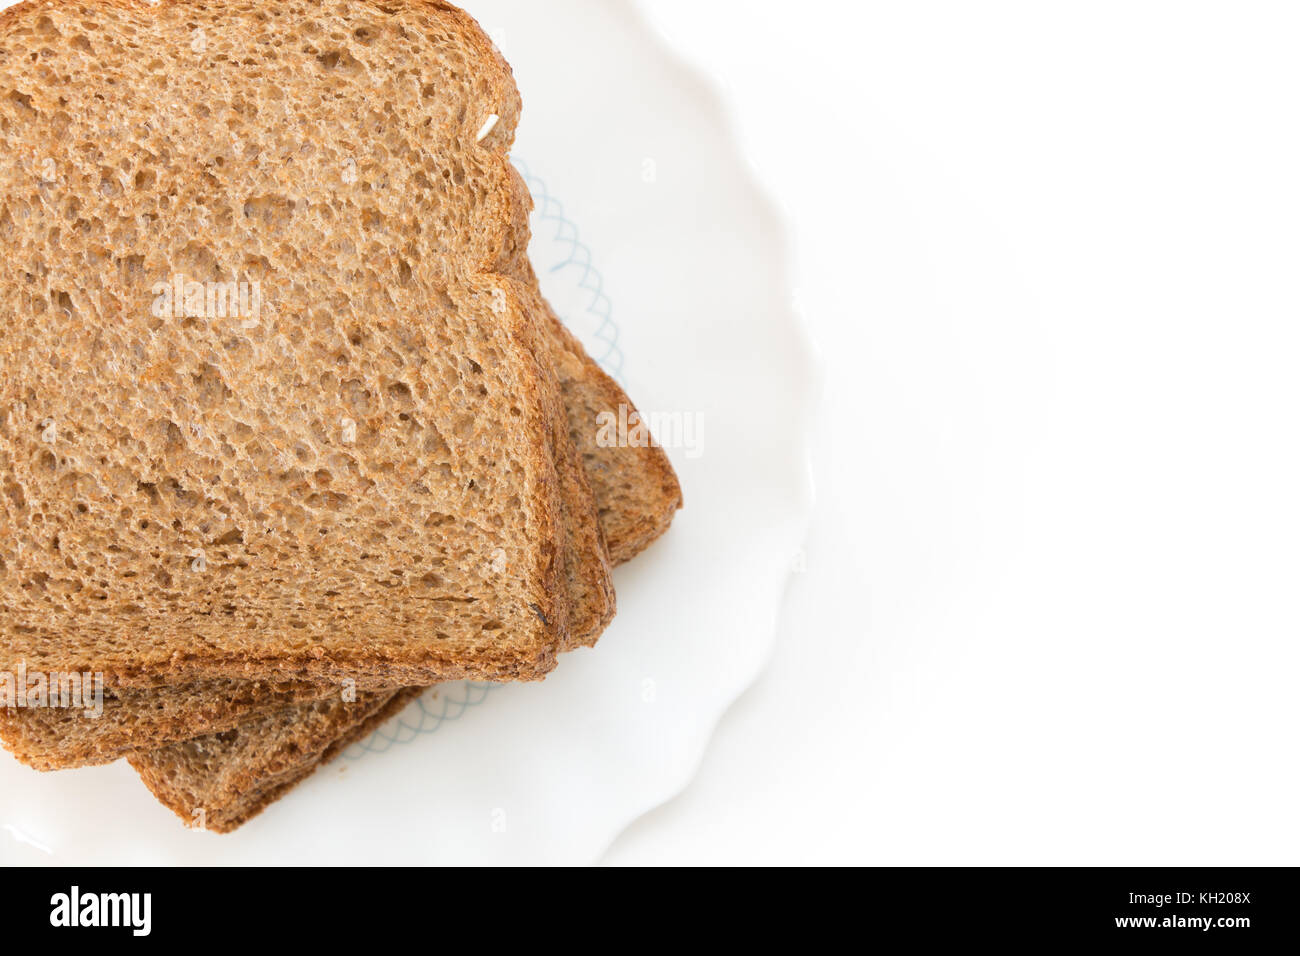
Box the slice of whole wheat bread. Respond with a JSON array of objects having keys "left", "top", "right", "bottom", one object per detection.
[
  {"left": 186, "top": 687, "right": 424, "bottom": 833},
  {"left": 131, "top": 687, "right": 424, "bottom": 833},
  {"left": 0, "top": 0, "right": 580, "bottom": 688}
]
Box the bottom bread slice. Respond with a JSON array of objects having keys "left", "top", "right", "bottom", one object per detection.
[{"left": 131, "top": 688, "right": 424, "bottom": 833}]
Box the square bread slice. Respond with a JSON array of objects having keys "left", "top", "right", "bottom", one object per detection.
[{"left": 0, "top": 0, "right": 582, "bottom": 688}]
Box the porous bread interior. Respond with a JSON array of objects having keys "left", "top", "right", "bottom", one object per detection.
[{"left": 0, "top": 0, "right": 568, "bottom": 684}]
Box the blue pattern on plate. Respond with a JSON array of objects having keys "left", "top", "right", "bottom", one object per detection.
[{"left": 514, "top": 157, "right": 625, "bottom": 383}]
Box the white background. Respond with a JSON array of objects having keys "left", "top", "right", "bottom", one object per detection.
[{"left": 605, "top": 0, "right": 1300, "bottom": 864}]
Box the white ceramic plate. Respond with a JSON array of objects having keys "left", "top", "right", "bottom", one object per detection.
[{"left": 0, "top": 0, "right": 815, "bottom": 865}]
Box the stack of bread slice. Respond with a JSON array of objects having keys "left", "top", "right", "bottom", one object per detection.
[{"left": 0, "top": 0, "right": 680, "bottom": 830}]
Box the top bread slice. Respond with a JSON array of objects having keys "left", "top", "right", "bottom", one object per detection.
[{"left": 0, "top": 0, "right": 580, "bottom": 687}]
